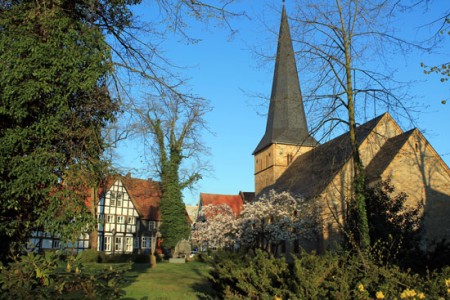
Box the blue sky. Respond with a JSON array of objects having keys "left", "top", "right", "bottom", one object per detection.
[{"left": 114, "top": 1, "right": 449, "bottom": 205}]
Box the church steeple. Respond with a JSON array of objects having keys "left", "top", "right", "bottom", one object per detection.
[
  {"left": 253, "top": 5, "right": 317, "bottom": 155},
  {"left": 253, "top": 4, "right": 317, "bottom": 195}
]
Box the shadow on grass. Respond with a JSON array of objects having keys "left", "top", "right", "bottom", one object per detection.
[
  {"left": 115, "top": 263, "right": 151, "bottom": 300},
  {"left": 191, "top": 281, "right": 218, "bottom": 300},
  {"left": 189, "top": 264, "right": 218, "bottom": 299}
]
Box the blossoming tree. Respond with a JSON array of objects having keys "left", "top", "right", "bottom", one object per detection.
[
  {"left": 192, "top": 204, "right": 237, "bottom": 251},
  {"left": 236, "top": 190, "right": 317, "bottom": 254},
  {"left": 193, "top": 190, "right": 317, "bottom": 254}
]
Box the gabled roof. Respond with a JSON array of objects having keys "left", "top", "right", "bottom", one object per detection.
[
  {"left": 87, "top": 175, "right": 161, "bottom": 220},
  {"left": 199, "top": 193, "right": 244, "bottom": 216},
  {"left": 253, "top": 5, "right": 317, "bottom": 154},
  {"left": 264, "top": 113, "right": 387, "bottom": 198},
  {"left": 120, "top": 176, "right": 161, "bottom": 220},
  {"left": 185, "top": 205, "right": 199, "bottom": 223},
  {"left": 365, "top": 129, "right": 416, "bottom": 183}
]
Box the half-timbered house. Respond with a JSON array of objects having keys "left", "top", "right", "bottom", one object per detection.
[{"left": 29, "top": 175, "right": 164, "bottom": 254}]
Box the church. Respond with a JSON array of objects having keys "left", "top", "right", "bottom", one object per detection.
[{"left": 253, "top": 5, "right": 450, "bottom": 252}]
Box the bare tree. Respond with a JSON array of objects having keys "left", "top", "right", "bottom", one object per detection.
[
  {"left": 94, "top": 1, "right": 242, "bottom": 249},
  {"left": 101, "top": 0, "right": 243, "bottom": 151},
  {"left": 287, "top": 0, "right": 428, "bottom": 250}
]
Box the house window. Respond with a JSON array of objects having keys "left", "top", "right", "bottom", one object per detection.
[
  {"left": 115, "top": 237, "right": 123, "bottom": 252},
  {"left": 148, "top": 221, "right": 156, "bottom": 231},
  {"left": 142, "top": 236, "right": 151, "bottom": 249},
  {"left": 127, "top": 216, "right": 135, "bottom": 225},
  {"left": 52, "top": 239, "right": 60, "bottom": 249},
  {"left": 110, "top": 192, "right": 123, "bottom": 206},
  {"left": 106, "top": 215, "right": 115, "bottom": 223},
  {"left": 105, "top": 236, "right": 111, "bottom": 251},
  {"left": 110, "top": 193, "right": 116, "bottom": 206},
  {"left": 117, "top": 216, "right": 125, "bottom": 224},
  {"left": 126, "top": 237, "right": 133, "bottom": 252},
  {"left": 116, "top": 193, "right": 122, "bottom": 207}
]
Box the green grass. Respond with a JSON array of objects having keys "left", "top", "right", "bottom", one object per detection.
[{"left": 120, "top": 261, "right": 215, "bottom": 300}]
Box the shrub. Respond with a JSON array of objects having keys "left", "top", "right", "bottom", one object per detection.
[
  {"left": 79, "top": 249, "right": 99, "bottom": 263},
  {"left": 0, "top": 251, "right": 129, "bottom": 299},
  {"left": 98, "top": 252, "right": 133, "bottom": 263},
  {"left": 208, "top": 249, "right": 450, "bottom": 299},
  {"left": 209, "top": 250, "right": 290, "bottom": 299}
]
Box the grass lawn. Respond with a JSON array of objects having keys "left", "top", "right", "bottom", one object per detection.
[{"left": 121, "top": 261, "right": 215, "bottom": 300}]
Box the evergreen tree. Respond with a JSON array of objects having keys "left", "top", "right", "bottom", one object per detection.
[
  {"left": 365, "top": 179, "right": 422, "bottom": 263},
  {"left": 0, "top": 0, "right": 138, "bottom": 260}
]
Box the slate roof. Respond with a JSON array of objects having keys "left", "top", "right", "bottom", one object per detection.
[
  {"left": 199, "top": 193, "right": 244, "bottom": 216},
  {"left": 264, "top": 114, "right": 387, "bottom": 198},
  {"left": 253, "top": 5, "right": 317, "bottom": 154}
]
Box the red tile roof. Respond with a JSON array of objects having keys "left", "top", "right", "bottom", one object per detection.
[
  {"left": 86, "top": 176, "right": 161, "bottom": 220},
  {"left": 121, "top": 176, "right": 162, "bottom": 220},
  {"left": 199, "top": 193, "right": 244, "bottom": 216},
  {"left": 87, "top": 175, "right": 193, "bottom": 223}
]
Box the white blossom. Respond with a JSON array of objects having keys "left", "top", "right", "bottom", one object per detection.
[{"left": 192, "top": 190, "right": 318, "bottom": 253}]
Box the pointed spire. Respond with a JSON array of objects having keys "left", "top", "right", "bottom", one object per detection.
[{"left": 253, "top": 5, "right": 317, "bottom": 154}]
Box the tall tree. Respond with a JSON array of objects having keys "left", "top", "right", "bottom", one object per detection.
[
  {"left": 0, "top": 0, "right": 130, "bottom": 260},
  {"left": 288, "top": 0, "right": 426, "bottom": 250},
  {"left": 0, "top": 0, "right": 241, "bottom": 260},
  {"left": 132, "top": 91, "right": 211, "bottom": 250}
]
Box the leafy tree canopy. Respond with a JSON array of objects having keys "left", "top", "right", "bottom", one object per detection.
[{"left": 0, "top": 0, "right": 139, "bottom": 260}]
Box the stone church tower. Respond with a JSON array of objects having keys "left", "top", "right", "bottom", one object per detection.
[{"left": 253, "top": 5, "right": 317, "bottom": 195}]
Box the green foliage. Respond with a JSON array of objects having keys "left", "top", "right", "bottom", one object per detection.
[
  {"left": 365, "top": 179, "right": 422, "bottom": 266},
  {"left": 159, "top": 149, "right": 191, "bottom": 250},
  {"left": 209, "top": 250, "right": 290, "bottom": 299},
  {"left": 345, "top": 170, "right": 371, "bottom": 251},
  {"left": 208, "top": 249, "right": 450, "bottom": 300},
  {"left": 78, "top": 249, "right": 99, "bottom": 263},
  {"left": 0, "top": 0, "right": 144, "bottom": 260},
  {"left": 0, "top": 251, "right": 129, "bottom": 299}
]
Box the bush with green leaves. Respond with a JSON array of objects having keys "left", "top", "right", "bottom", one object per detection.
[
  {"left": 209, "top": 250, "right": 290, "bottom": 299},
  {"left": 0, "top": 251, "right": 129, "bottom": 299},
  {"left": 208, "top": 249, "right": 450, "bottom": 299}
]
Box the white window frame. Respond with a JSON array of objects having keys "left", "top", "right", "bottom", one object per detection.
[
  {"left": 110, "top": 192, "right": 116, "bottom": 206},
  {"left": 142, "top": 236, "right": 151, "bottom": 249},
  {"left": 126, "top": 237, "right": 133, "bottom": 252},
  {"left": 115, "top": 236, "right": 123, "bottom": 252},
  {"left": 105, "top": 236, "right": 111, "bottom": 251},
  {"left": 116, "top": 192, "right": 123, "bottom": 207},
  {"left": 127, "top": 216, "right": 135, "bottom": 225},
  {"left": 148, "top": 221, "right": 156, "bottom": 231},
  {"left": 117, "top": 216, "right": 125, "bottom": 224},
  {"left": 106, "top": 215, "right": 115, "bottom": 223}
]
